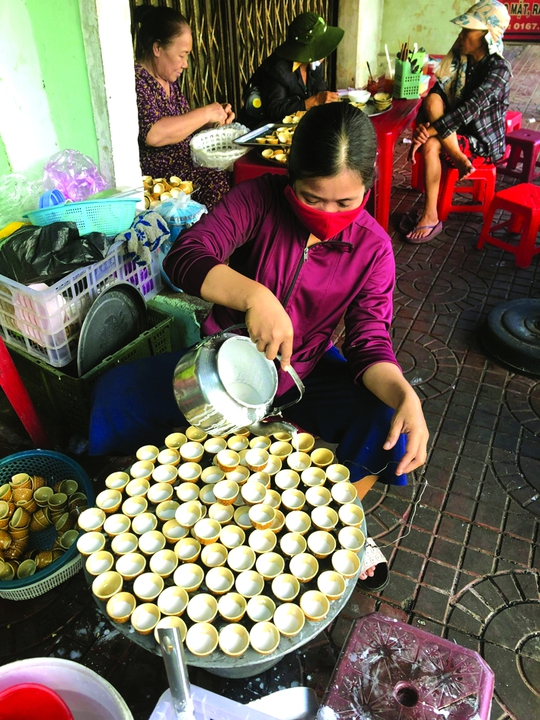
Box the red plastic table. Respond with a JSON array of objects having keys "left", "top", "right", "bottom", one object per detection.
[{"left": 232, "top": 97, "right": 424, "bottom": 232}]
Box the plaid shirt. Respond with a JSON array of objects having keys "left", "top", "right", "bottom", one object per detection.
[{"left": 432, "top": 53, "right": 511, "bottom": 162}]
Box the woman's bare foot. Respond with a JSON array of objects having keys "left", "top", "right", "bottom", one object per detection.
[
  {"left": 359, "top": 564, "right": 376, "bottom": 581},
  {"left": 448, "top": 152, "right": 475, "bottom": 180},
  {"left": 406, "top": 212, "right": 440, "bottom": 241}
]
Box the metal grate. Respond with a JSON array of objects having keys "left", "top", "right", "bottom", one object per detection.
[{"left": 131, "top": 0, "right": 337, "bottom": 114}]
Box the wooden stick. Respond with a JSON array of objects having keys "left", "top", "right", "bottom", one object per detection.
[{"left": 366, "top": 61, "right": 374, "bottom": 83}]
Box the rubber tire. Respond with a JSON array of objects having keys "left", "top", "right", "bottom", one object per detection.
[{"left": 480, "top": 298, "right": 540, "bottom": 376}]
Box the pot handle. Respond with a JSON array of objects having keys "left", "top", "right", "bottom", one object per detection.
[
  {"left": 196, "top": 323, "right": 246, "bottom": 349},
  {"left": 270, "top": 355, "right": 305, "bottom": 414}
]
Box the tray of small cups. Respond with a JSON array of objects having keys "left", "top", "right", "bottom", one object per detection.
[{"left": 79, "top": 426, "right": 367, "bottom": 667}]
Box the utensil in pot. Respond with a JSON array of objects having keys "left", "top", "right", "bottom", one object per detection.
[
  {"left": 157, "top": 626, "right": 196, "bottom": 720},
  {"left": 173, "top": 325, "right": 304, "bottom": 436}
]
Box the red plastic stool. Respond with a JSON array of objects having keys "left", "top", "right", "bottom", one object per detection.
[
  {"left": 497, "top": 128, "right": 540, "bottom": 182},
  {"left": 0, "top": 338, "right": 49, "bottom": 447},
  {"left": 477, "top": 183, "right": 540, "bottom": 268},
  {"left": 437, "top": 159, "right": 497, "bottom": 221},
  {"left": 502, "top": 110, "right": 523, "bottom": 161}
]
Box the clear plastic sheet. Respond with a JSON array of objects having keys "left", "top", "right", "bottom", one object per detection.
[
  {"left": 43, "top": 149, "right": 108, "bottom": 202},
  {"left": 0, "top": 173, "right": 43, "bottom": 227}
]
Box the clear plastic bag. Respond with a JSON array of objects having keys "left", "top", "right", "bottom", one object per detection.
[
  {"left": 42, "top": 149, "right": 108, "bottom": 202},
  {"left": 0, "top": 173, "right": 43, "bottom": 227}
]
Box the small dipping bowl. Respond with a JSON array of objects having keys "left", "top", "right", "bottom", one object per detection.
[
  {"left": 121, "top": 496, "right": 148, "bottom": 518},
  {"left": 225, "top": 466, "right": 250, "bottom": 486},
  {"left": 227, "top": 545, "right": 256, "bottom": 572},
  {"left": 300, "top": 590, "right": 330, "bottom": 622},
  {"left": 246, "top": 594, "right": 275, "bottom": 623},
  {"left": 154, "top": 616, "right": 187, "bottom": 644},
  {"left": 105, "top": 471, "right": 130, "bottom": 491},
  {"left": 307, "top": 530, "right": 337, "bottom": 559},
  {"left": 248, "top": 503, "right": 276, "bottom": 530},
  {"left": 250, "top": 471, "right": 270, "bottom": 489},
  {"left": 263, "top": 489, "right": 281, "bottom": 509},
  {"left": 250, "top": 621, "right": 280, "bottom": 655},
  {"left": 301, "top": 467, "right": 326, "bottom": 488},
  {"left": 77, "top": 531, "right": 106, "bottom": 556},
  {"left": 284, "top": 510, "right": 311, "bottom": 535},
  {"left": 200, "top": 467, "right": 225, "bottom": 485},
  {"left": 103, "top": 513, "right": 131, "bottom": 537},
  {"left": 249, "top": 435, "right": 271, "bottom": 450},
  {"left": 199, "top": 485, "right": 217, "bottom": 506},
  {"left": 269, "top": 509, "right": 286, "bottom": 533},
  {"left": 311, "top": 506, "right": 339, "bottom": 532},
  {"left": 279, "top": 531, "right": 307, "bottom": 557},
  {"left": 265, "top": 455, "right": 282, "bottom": 476},
  {"left": 106, "top": 591, "right": 136, "bottom": 623},
  {"left": 218, "top": 592, "right": 247, "bottom": 622},
  {"left": 213, "top": 479, "right": 239, "bottom": 506},
  {"left": 209, "top": 502, "right": 234, "bottom": 525},
  {"left": 151, "top": 464, "right": 178, "bottom": 485},
  {"left": 111, "top": 532, "right": 139, "bottom": 556},
  {"left": 317, "top": 570, "right": 346, "bottom": 600},
  {"left": 271, "top": 573, "right": 300, "bottom": 602},
  {"left": 269, "top": 441, "right": 292, "bottom": 459},
  {"left": 193, "top": 518, "right": 221, "bottom": 545},
  {"left": 129, "top": 460, "right": 154, "bottom": 480},
  {"left": 289, "top": 552, "right": 319, "bottom": 583},
  {"left": 310, "top": 448, "right": 335, "bottom": 468},
  {"left": 175, "top": 501, "right": 203, "bottom": 528},
  {"left": 201, "top": 542, "right": 228, "bottom": 568},
  {"left": 131, "top": 603, "right": 161, "bottom": 635},
  {"left": 147, "top": 482, "right": 173, "bottom": 504},
  {"left": 331, "top": 548, "right": 361, "bottom": 578},
  {"left": 149, "top": 548, "right": 178, "bottom": 577},
  {"left": 338, "top": 526, "right": 366, "bottom": 553},
  {"left": 227, "top": 435, "right": 249, "bottom": 452},
  {"left": 156, "top": 500, "right": 180, "bottom": 522},
  {"left": 287, "top": 452, "right": 311, "bottom": 473},
  {"left": 187, "top": 593, "right": 218, "bottom": 623},
  {"left": 133, "top": 572, "right": 165, "bottom": 601},
  {"left": 255, "top": 551, "right": 284, "bottom": 580},
  {"left": 136, "top": 444, "right": 159, "bottom": 462},
  {"left": 186, "top": 426, "right": 208, "bottom": 443},
  {"left": 233, "top": 505, "right": 252, "bottom": 530},
  {"left": 78, "top": 508, "right": 106, "bottom": 533},
  {"left": 164, "top": 432, "right": 187, "bottom": 450},
  {"left": 219, "top": 623, "right": 250, "bottom": 658},
  {"left": 235, "top": 570, "right": 264, "bottom": 598},
  {"left": 157, "top": 448, "right": 180, "bottom": 466},
  {"left": 174, "top": 537, "right": 201, "bottom": 563},
  {"left": 177, "top": 462, "right": 202, "bottom": 483},
  {"left": 162, "top": 520, "right": 188, "bottom": 543},
  {"left": 176, "top": 482, "right": 200, "bottom": 503},
  {"left": 326, "top": 463, "right": 351, "bottom": 483},
  {"left": 92, "top": 570, "right": 123, "bottom": 601},
  {"left": 115, "top": 552, "right": 146, "bottom": 580},
  {"left": 281, "top": 489, "right": 306, "bottom": 512},
  {"left": 292, "top": 432, "right": 315, "bottom": 453},
  {"left": 180, "top": 442, "right": 204, "bottom": 464},
  {"left": 173, "top": 563, "right": 204, "bottom": 593},
  {"left": 131, "top": 512, "right": 158, "bottom": 535},
  {"left": 205, "top": 566, "right": 234, "bottom": 595},
  {"left": 86, "top": 550, "right": 114, "bottom": 576},
  {"left": 305, "top": 486, "right": 332, "bottom": 508},
  {"left": 245, "top": 448, "right": 269, "bottom": 473},
  {"left": 157, "top": 586, "right": 189, "bottom": 616},
  {"left": 216, "top": 449, "right": 240, "bottom": 473},
  {"left": 241, "top": 481, "right": 266, "bottom": 506},
  {"left": 138, "top": 530, "right": 166, "bottom": 555},
  {"left": 186, "top": 622, "right": 218, "bottom": 657},
  {"left": 338, "top": 503, "right": 365, "bottom": 527},
  {"left": 248, "top": 529, "right": 277, "bottom": 554},
  {"left": 275, "top": 469, "right": 300, "bottom": 491},
  {"left": 203, "top": 437, "right": 227, "bottom": 455},
  {"left": 273, "top": 602, "right": 305, "bottom": 637}
]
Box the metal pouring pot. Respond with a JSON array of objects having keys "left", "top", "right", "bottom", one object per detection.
[{"left": 173, "top": 327, "right": 304, "bottom": 436}]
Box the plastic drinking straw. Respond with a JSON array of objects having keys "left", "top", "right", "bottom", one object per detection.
[
  {"left": 384, "top": 44, "right": 393, "bottom": 78},
  {"left": 366, "top": 61, "right": 375, "bottom": 83}
]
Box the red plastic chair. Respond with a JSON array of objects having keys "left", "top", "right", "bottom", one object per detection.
[
  {"left": 0, "top": 338, "right": 49, "bottom": 447},
  {"left": 497, "top": 128, "right": 540, "bottom": 183},
  {"left": 437, "top": 159, "right": 497, "bottom": 221},
  {"left": 477, "top": 183, "right": 540, "bottom": 268}
]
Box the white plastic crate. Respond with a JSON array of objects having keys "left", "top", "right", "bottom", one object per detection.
[{"left": 0, "top": 241, "right": 162, "bottom": 367}]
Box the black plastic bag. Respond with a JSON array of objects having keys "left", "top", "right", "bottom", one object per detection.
[{"left": 0, "top": 222, "right": 114, "bottom": 285}]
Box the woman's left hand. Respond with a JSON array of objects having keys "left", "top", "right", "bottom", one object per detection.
[
  {"left": 221, "top": 103, "right": 235, "bottom": 125},
  {"left": 383, "top": 391, "right": 429, "bottom": 475}
]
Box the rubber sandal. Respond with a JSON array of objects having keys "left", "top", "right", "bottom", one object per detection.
[
  {"left": 404, "top": 220, "right": 443, "bottom": 244},
  {"left": 357, "top": 537, "right": 389, "bottom": 592},
  {"left": 398, "top": 210, "right": 420, "bottom": 234}
]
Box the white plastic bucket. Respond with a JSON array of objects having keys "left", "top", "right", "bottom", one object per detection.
[{"left": 0, "top": 658, "right": 133, "bottom": 720}]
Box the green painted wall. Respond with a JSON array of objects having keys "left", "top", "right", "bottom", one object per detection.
[
  {"left": 0, "top": 137, "right": 11, "bottom": 176},
  {"left": 26, "top": 0, "right": 98, "bottom": 164},
  {"left": 381, "top": 0, "right": 471, "bottom": 59}
]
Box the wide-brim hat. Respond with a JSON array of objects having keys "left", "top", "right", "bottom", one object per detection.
[
  {"left": 275, "top": 12, "right": 344, "bottom": 63},
  {"left": 451, "top": 0, "right": 510, "bottom": 43}
]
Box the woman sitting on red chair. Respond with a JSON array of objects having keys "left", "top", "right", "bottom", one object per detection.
[{"left": 403, "top": 0, "right": 511, "bottom": 243}]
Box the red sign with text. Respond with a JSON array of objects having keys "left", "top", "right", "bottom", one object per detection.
[{"left": 504, "top": 2, "right": 540, "bottom": 41}]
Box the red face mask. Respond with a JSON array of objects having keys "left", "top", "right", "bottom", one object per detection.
[{"left": 284, "top": 184, "right": 370, "bottom": 241}]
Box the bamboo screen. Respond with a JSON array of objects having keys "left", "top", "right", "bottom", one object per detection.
[{"left": 130, "top": 0, "right": 338, "bottom": 113}]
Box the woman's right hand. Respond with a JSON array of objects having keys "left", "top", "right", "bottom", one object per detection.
[
  {"left": 305, "top": 91, "right": 339, "bottom": 109},
  {"left": 205, "top": 102, "right": 232, "bottom": 127},
  {"left": 245, "top": 286, "right": 294, "bottom": 369}
]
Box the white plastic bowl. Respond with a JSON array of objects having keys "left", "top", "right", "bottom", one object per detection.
[{"left": 348, "top": 89, "right": 371, "bottom": 104}]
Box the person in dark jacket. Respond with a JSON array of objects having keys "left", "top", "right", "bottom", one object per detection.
[
  {"left": 240, "top": 12, "right": 344, "bottom": 127},
  {"left": 403, "top": 0, "right": 511, "bottom": 243}
]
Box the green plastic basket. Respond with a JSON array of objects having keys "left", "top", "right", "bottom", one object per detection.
[
  {"left": 25, "top": 198, "right": 138, "bottom": 236},
  {"left": 10, "top": 307, "right": 172, "bottom": 441},
  {"left": 0, "top": 450, "right": 95, "bottom": 600},
  {"left": 393, "top": 58, "right": 422, "bottom": 99}
]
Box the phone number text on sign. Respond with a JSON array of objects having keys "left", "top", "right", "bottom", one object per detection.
[{"left": 504, "top": 2, "right": 540, "bottom": 40}]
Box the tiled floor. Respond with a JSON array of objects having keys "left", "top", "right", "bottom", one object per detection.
[{"left": 1, "top": 44, "right": 540, "bottom": 720}]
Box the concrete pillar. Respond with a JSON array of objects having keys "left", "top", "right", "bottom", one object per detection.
[{"left": 337, "top": 0, "right": 384, "bottom": 90}]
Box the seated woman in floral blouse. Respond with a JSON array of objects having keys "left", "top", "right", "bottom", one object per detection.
[{"left": 134, "top": 5, "right": 236, "bottom": 209}]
